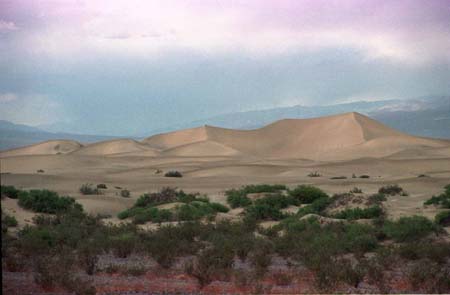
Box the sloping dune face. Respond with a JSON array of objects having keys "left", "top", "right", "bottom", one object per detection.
[
  {"left": 144, "top": 112, "right": 449, "bottom": 160},
  {"left": 73, "top": 139, "right": 158, "bottom": 156},
  {"left": 0, "top": 140, "right": 82, "bottom": 157},
  {"left": 143, "top": 126, "right": 208, "bottom": 150}
]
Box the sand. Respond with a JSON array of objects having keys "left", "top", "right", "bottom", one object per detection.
[{"left": 1, "top": 112, "right": 450, "bottom": 221}]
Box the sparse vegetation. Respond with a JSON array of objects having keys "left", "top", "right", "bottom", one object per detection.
[
  {"left": 79, "top": 183, "right": 101, "bottom": 195},
  {"left": 308, "top": 171, "right": 321, "bottom": 177},
  {"left": 330, "top": 176, "right": 347, "bottom": 179},
  {"left": 164, "top": 170, "right": 183, "bottom": 177},
  {"left": 350, "top": 187, "right": 363, "bottom": 194},
  {"left": 37, "top": 169, "right": 45, "bottom": 173},
  {"left": 3, "top": 183, "right": 450, "bottom": 293},
  {"left": 120, "top": 189, "right": 131, "bottom": 198},
  {"left": 424, "top": 184, "right": 450, "bottom": 208},
  {"left": 97, "top": 183, "right": 107, "bottom": 189},
  {"left": 378, "top": 184, "right": 406, "bottom": 196},
  {"left": 359, "top": 175, "right": 370, "bottom": 179}
]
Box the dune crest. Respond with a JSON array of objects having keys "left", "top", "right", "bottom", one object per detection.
[
  {"left": 73, "top": 139, "right": 159, "bottom": 156},
  {"left": 0, "top": 140, "right": 82, "bottom": 157}
]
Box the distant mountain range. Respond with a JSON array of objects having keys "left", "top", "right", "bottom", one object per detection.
[
  {"left": 0, "top": 120, "right": 121, "bottom": 151},
  {"left": 1, "top": 96, "right": 449, "bottom": 151}
]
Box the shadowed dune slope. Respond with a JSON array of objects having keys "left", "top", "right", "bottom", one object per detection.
[
  {"left": 162, "top": 140, "right": 241, "bottom": 157},
  {"left": 72, "top": 139, "right": 159, "bottom": 156},
  {"left": 0, "top": 140, "right": 82, "bottom": 157}
]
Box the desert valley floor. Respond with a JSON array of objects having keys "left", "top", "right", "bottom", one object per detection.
[{"left": 1, "top": 112, "right": 450, "bottom": 227}]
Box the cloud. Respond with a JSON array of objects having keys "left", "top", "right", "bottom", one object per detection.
[
  {"left": 0, "top": 93, "right": 66, "bottom": 126},
  {"left": 0, "top": 20, "right": 18, "bottom": 32},
  {"left": 2, "top": 0, "right": 449, "bottom": 65}
]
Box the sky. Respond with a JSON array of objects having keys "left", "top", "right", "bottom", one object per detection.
[{"left": 0, "top": 0, "right": 449, "bottom": 136}]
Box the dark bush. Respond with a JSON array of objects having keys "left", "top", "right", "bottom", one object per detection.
[
  {"left": 37, "top": 169, "right": 45, "bottom": 173},
  {"left": 367, "top": 193, "right": 387, "bottom": 205},
  {"left": 97, "top": 183, "right": 107, "bottom": 189},
  {"left": 341, "top": 223, "right": 378, "bottom": 254},
  {"left": 288, "top": 185, "right": 328, "bottom": 204},
  {"left": 435, "top": 210, "right": 450, "bottom": 226},
  {"left": 424, "top": 184, "right": 450, "bottom": 208},
  {"left": 18, "top": 190, "right": 82, "bottom": 214},
  {"left": 79, "top": 183, "right": 100, "bottom": 195},
  {"left": 1, "top": 185, "right": 20, "bottom": 199},
  {"left": 359, "top": 175, "right": 370, "bottom": 179},
  {"left": 297, "top": 197, "right": 331, "bottom": 217},
  {"left": 209, "top": 202, "right": 230, "bottom": 213},
  {"left": 110, "top": 232, "right": 137, "bottom": 258},
  {"left": 120, "top": 189, "right": 130, "bottom": 198},
  {"left": 333, "top": 206, "right": 383, "bottom": 220},
  {"left": 135, "top": 187, "right": 179, "bottom": 207},
  {"left": 383, "top": 216, "right": 437, "bottom": 242},
  {"left": 350, "top": 187, "right": 363, "bottom": 194},
  {"left": 2, "top": 213, "right": 18, "bottom": 227},
  {"left": 330, "top": 176, "right": 347, "bottom": 179},
  {"left": 378, "top": 184, "right": 406, "bottom": 196},
  {"left": 308, "top": 171, "right": 321, "bottom": 177},
  {"left": 164, "top": 170, "right": 183, "bottom": 177},
  {"left": 245, "top": 203, "right": 285, "bottom": 220},
  {"left": 226, "top": 191, "right": 252, "bottom": 208}
]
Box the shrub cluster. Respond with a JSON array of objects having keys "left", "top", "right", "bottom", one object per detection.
[
  {"left": 118, "top": 187, "right": 229, "bottom": 223},
  {"left": 79, "top": 183, "right": 100, "bottom": 195},
  {"left": 18, "top": 189, "right": 82, "bottom": 214},
  {"left": 435, "top": 210, "right": 450, "bottom": 226},
  {"left": 333, "top": 206, "right": 383, "bottom": 220},
  {"left": 378, "top": 184, "right": 407, "bottom": 196},
  {"left": 164, "top": 171, "right": 183, "bottom": 177},
  {"left": 1, "top": 185, "right": 20, "bottom": 199},
  {"left": 424, "top": 184, "right": 450, "bottom": 208},
  {"left": 225, "top": 184, "right": 287, "bottom": 208},
  {"left": 382, "top": 215, "right": 437, "bottom": 242},
  {"left": 288, "top": 185, "right": 328, "bottom": 204}
]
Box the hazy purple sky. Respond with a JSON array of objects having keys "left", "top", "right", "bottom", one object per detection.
[{"left": 0, "top": 0, "right": 449, "bottom": 135}]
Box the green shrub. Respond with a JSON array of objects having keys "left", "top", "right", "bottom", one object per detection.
[
  {"left": 341, "top": 223, "right": 378, "bottom": 253},
  {"left": 383, "top": 216, "right": 437, "bottom": 242},
  {"left": 135, "top": 187, "right": 179, "bottom": 207},
  {"left": 225, "top": 184, "right": 286, "bottom": 208},
  {"left": 164, "top": 170, "right": 182, "bottom": 177},
  {"left": 245, "top": 203, "right": 285, "bottom": 220},
  {"left": 254, "top": 194, "right": 298, "bottom": 209},
  {"left": 333, "top": 206, "right": 383, "bottom": 220},
  {"left": 132, "top": 207, "right": 173, "bottom": 224},
  {"left": 226, "top": 191, "right": 252, "bottom": 208},
  {"left": 79, "top": 184, "right": 100, "bottom": 195},
  {"left": 288, "top": 185, "right": 328, "bottom": 204},
  {"left": 209, "top": 202, "right": 229, "bottom": 213},
  {"left": 1, "top": 185, "right": 20, "bottom": 199},
  {"left": 378, "top": 184, "right": 406, "bottom": 196},
  {"left": 435, "top": 210, "right": 450, "bottom": 226},
  {"left": 297, "top": 197, "right": 331, "bottom": 217},
  {"left": 18, "top": 190, "right": 82, "bottom": 214},
  {"left": 2, "top": 214, "right": 18, "bottom": 227},
  {"left": 367, "top": 193, "right": 387, "bottom": 205},
  {"left": 424, "top": 185, "right": 450, "bottom": 208},
  {"left": 110, "top": 232, "right": 137, "bottom": 258}
]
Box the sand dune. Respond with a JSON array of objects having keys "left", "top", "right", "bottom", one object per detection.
[
  {"left": 72, "top": 139, "right": 159, "bottom": 156},
  {"left": 0, "top": 140, "right": 82, "bottom": 157},
  {"left": 143, "top": 112, "right": 449, "bottom": 160},
  {"left": 162, "top": 140, "right": 241, "bottom": 157},
  {"left": 143, "top": 126, "right": 209, "bottom": 149},
  {"left": 2, "top": 113, "right": 449, "bottom": 161}
]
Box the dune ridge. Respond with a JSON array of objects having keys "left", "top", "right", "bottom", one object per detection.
[{"left": 2, "top": 112, "right": 449, "bottom": 160}]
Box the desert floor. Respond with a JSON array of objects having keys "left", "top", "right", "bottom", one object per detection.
[{"left": 2, "top": 153, "right": 450, "bottom": 228}]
